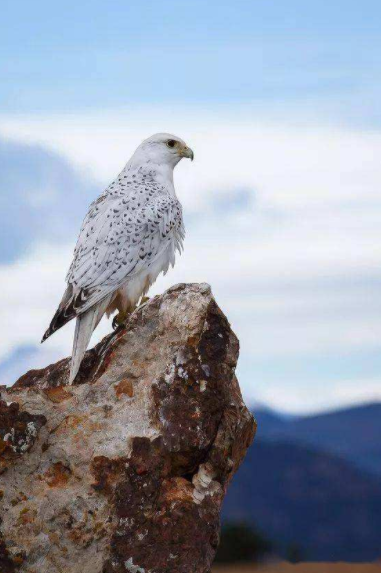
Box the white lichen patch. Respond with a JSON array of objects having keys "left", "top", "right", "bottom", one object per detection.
[
  {"left": 124, "top": 557, "right": 145, "bottom": 573},
  {"left": 175, "top": 349, "right": 187, "bottom": 366},
  {"left": 192, "top": 488, "right": 204, "bottom": 504},
  {"left": 4, "top": 421, "right": 40, "bottom": 454},
  {"left": 23, "top": 426, "right": 36, "bottom": 451},
  {"left": 137, "top": 530, "right": 148, "bottom": 541},
  {"left": 177, "top": 366, "right": 188, "bottom": 380},
  {"left": 199, "top": 380, "right": 207, "bottom": 393},
  {"left": 3, "top": 429, "right": 14, "bottom": 444},
  {"left": 27, "top": 421, "right": 37, "bottom": 437},
  {"left": 163, "top": 363, "right": 175, "bottom": 385},
  {"left": 192, "top": 463, "right": 221, "bottom": 505},
  {"left": 201, "top": 364, "right": 210, "bottom": 377},
  {"left": 119, "top": 517, "right": 135, "bottom": 527}
]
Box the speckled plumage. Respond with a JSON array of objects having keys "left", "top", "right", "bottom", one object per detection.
[{"left": 42, "top": 133, "right": 193, "bottom": 384}]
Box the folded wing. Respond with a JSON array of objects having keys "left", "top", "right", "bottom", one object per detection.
[{"left": 42, "top": 188, "right": 183, "bottom": 342}]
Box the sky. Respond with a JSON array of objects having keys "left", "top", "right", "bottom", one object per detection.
[{"left": 1, "top": 0, "right": 381, "bottom": 414}]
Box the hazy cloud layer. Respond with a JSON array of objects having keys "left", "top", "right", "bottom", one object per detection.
[{"left": 0, "top": 137, "right": 97, "bottom": 262}]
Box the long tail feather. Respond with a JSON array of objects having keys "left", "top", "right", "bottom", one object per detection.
[
  {"left": 68, "top": 295, "right": 112, "bottom": 385},
  {"left": 69, "top": 308, "right": 98, "bottom": 385}
]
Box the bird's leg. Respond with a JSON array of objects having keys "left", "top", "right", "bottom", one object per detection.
[
  {"left": 112, "top": 296, "right": 150, "bottom": 330},
  {"left": 112, "top": 309, "right": 131, "bottom": 331}
]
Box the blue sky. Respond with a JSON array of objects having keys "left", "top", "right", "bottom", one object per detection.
[
  {"left": 1, "top": 0, "right": 381, "bottom": 413},
  {"left": 2, "top": 0, "right": 381, "bottom": 122}
]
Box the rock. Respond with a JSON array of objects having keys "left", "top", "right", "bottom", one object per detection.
[{"left": 0, "top": 283, "right": 255, "bottom": 573}]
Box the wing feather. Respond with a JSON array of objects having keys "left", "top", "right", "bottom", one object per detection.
[{"left": 42, "top": 173, "right": 184, "bottom": 341}]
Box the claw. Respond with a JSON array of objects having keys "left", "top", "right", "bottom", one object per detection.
[
  {"left": 112, "top": 310, "right": 130, "bottom": 331},
  {"left": 112, "top": 299, "right": 148, "bottom": 331}
]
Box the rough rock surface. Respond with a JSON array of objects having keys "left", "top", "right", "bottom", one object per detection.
[{"left": 0, "top": 283, "right": 255, "bottom": 573}]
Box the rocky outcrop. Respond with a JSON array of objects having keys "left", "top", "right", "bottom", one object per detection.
[{"left": 0, "top": 283, "right": 255, "bottom": 573}]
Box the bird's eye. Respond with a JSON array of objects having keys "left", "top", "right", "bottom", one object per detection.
[{"left": 167, "top": 139, "right": 176, "bottom": 148}]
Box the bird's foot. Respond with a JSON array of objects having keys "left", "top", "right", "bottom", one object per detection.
[
  {"left": 112, "top": 310, "right": 130, "bottom": 331},
  {"left": 112, "top": 298, "right": 149, "bottom": 330}
]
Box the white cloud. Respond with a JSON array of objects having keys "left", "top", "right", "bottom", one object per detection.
[
  {"left": 0, "top": 244, "right": 75, "bottom": 361},
  {"left": 2, "top": 107, "right": 381, "bottom": 212},
  {"left": 255, "top": 378, "right": 381, "bottom": 415}
]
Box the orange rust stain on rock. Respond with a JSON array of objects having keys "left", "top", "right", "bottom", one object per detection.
[
  {"left": 43, "top": 387, "right": 72, "bottom": 403},
  {"left": 66, "top": 415, "right": 85, "bottom": 428},
  {"left": 56, "top": 414, "right": 85, "bottom": 432},
  {"left": 17, "top": 506, "right": 37, "bottom": 525},
  {"left": 48, "top": 532, "right": 60, "bottom": 545},
  {"left": 91, "top": 455, "right": 125, "bottom": 494},
  {"left": 44, "top": 462, "right": 71, "bottom": 487},
  {"left": 187, "top": 335, "right": 199, "bottom": 348},
  {"left": 160, "top": 477, "right": 194, "bottom": 504},
  {"left": 67, "top": 523, "right": 104, "bottom": 546},
  {"left": 87, "top": 420, "right": 104, "bottom": 432},
  {"left": 114, "top": 379, "right": 134, "bottom": 398}
]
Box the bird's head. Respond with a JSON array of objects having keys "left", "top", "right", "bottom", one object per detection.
[{"left": 132, "top": 133, "right": 194, "bottom": 169}]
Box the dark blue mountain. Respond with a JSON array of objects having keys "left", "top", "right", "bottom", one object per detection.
[
  {"left": 223, "top": 439, "right": 381, "bottom": 561},
  {"left": 255, "top": 402, "right": 381, "bottom": 475},
  {"left": 252, "top": 406, "right": 290, "bottom": 437}
]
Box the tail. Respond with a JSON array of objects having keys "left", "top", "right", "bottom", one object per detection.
[
  {"left": 69, "top": 295, "right": 112, "bottom": 385},
  {"left": 69, "top": 308, "right": 98, "bottom": 385}
]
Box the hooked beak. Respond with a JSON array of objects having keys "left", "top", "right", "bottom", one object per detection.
[{"left": 180, "top": 146, "right": 194, "bottom": 161}]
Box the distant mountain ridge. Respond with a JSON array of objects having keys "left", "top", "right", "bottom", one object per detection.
[
  {"left": 221, "top": 402, "right": 381, "bottom": 561},
  {"left": 254, "top": 402, "right": 381, "bottom": 475},
  {"left": 223, "top": 438, "right": 381, "bottom": 561}
]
